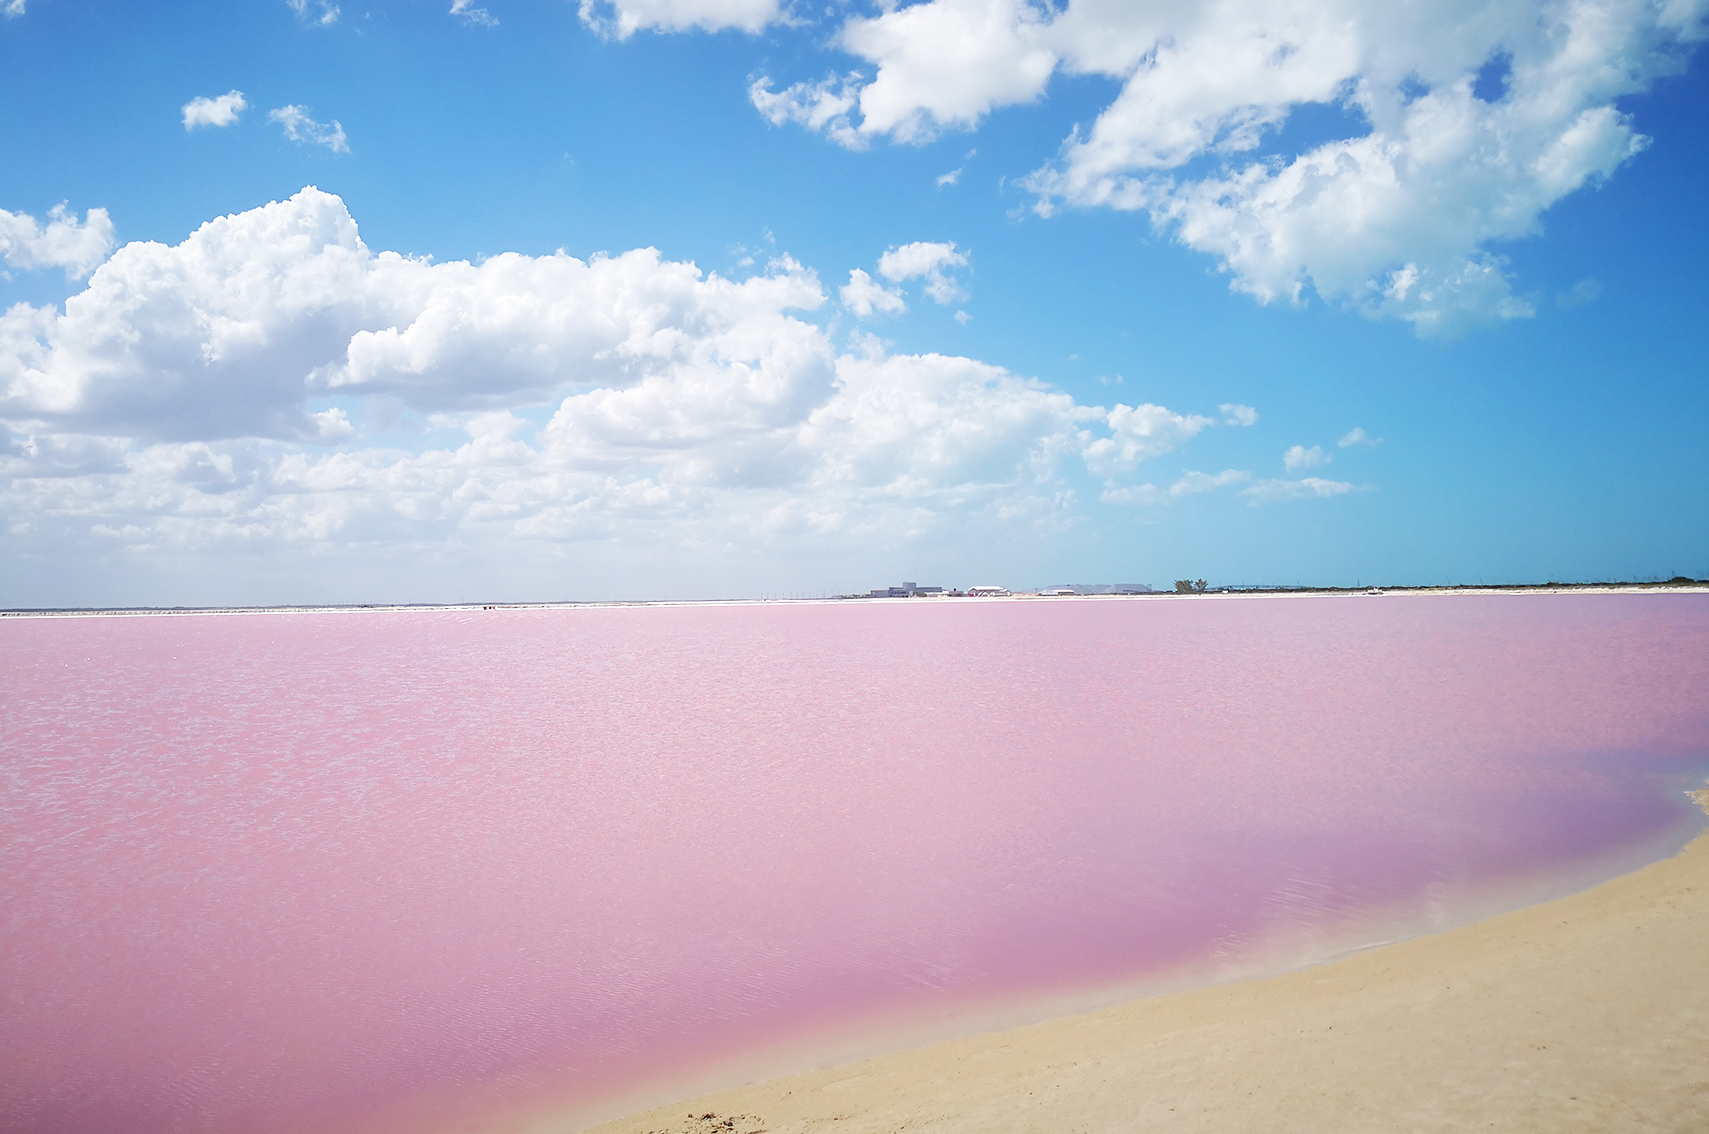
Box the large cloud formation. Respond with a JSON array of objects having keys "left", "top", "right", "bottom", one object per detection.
[
  {"left": 748, "top": 0, "right": 1706, "bottom": 334},
  {"left": 3, "top": 189, "right": 1293, "bottom": 596}
]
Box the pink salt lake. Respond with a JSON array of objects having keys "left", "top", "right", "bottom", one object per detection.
[{"left": 3, "top": 594, "right": 1707, "bottom": 1134}]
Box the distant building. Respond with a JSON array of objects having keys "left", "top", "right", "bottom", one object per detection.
[
  {"left": 967, "top": 585, "right": 1009, "bottom": 596},
  {"left": 867, "top": 581, "right": 946, "bottom": 597}
]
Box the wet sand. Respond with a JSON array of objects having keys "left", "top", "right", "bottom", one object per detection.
[{"left": 584, "top": 794, "right": 1709, "bottom": 1134}]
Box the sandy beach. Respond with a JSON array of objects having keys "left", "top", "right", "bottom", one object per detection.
[{"left": 587, "top": 790, "right": 1709, "bottom": 1134}]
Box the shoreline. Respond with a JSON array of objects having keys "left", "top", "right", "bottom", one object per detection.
[
  {"left": 568, "top": 789, "right": 1709, "bottom": 1134},
  {"left": 3, "top": 582, "right": 1707, "bottom": 619}
]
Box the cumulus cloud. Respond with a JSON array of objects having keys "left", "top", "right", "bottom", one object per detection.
[
  {"left": 1103, "top": 468, "right": 1250, "bottom": 505},
  {"left": 1282, "top": 444, "right": 1329, "bottom": 471},
  {"left": 0, "top": 203, "right": 117, "bottom": 278},
  {"left": 182, "top": 91, "right": 247, "bottom": 130},
  {"left": 450, "top": 0, "right": 497, "bottom": 26},
  {"left": 841, "top": 268, "right": 906, "bottom": 316},
  {"left": 877, "top": 241, "right": 969, "bottom": 304},
  {"left": 1082, "top": 403, "right": 1213, "bottom": 478},
  {"left": 1220, "top": 402, "right": 1258, "bottom": 427},
  {"left": 745, "top": 0, "right": 1707, "bottom": 335},
  {"left": 269, "top": 105, "right": 349, "bottom": 152},
  {"left": 1338, "top": 427, "right": 1381, "bottom": 448},
  {"left": 0, "top": 190, "right": 1248, "bottom": 590},
  {"left": 287, "top": 0, "right": 339, "bottom": 25},
  {"left": 1241, "top": 476, "right": 1358, "bottom": 505},
  {"left": 0, "top": 188, "right": 830, "bottom": 442},
  {"left": 582, "top": 0, "right": 783, "bottom": 39},
  {"left": 838, "top": 0, "right": 1058, "bottom": 145}
]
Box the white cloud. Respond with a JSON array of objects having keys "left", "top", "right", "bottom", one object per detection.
[
  {"left": 841, "top": 268, "right": 906, "bottom": 316},
  {"left": 3, "top": 1, "right": 25, "bottom": 18},
  {"left": 182, "top": 91, "right": 248, "bottom": 130},
  {"left": 311, "top": 407, "right": 355, "bottom": 442},
  {"left": 953, "top": 310, "right": 972, "bottom": 325},
  {"left": 935, "top": 168, "right": 962, "bottom": 187},
  {"left": 2, "top": 190, "right": 1240, "bottom": 594},
  {"left": 838, "top": 0, "right": 1058, "bottom": 145},
  {"left": 287, "top": 0, "right": 340, "bottom": 25},
  {"left": 2, "top": 431, "right": 128, "bottom": 479},
  {"left": 1103, "top": 468, "right": 1250, "bottom": 505},
  {"left": 1282, "top": 444, "right": 1329, "bottom": 471},
  {"left": 877, "top": 241, "right": 969, "bottom": 304},
  {"left": 1219, "top": 402, "right": 1258, "bottom": 427},
  {"left": 450, "top": 0, "right": 497, "bottom": 26},
  {"left": 796, "top": 351, "right": 1098, "bottom": 501},
  {"left": 1338, "top": 427, "right": 1381, "bottom": 448},
  {"left": 747, "top": 0, "right": 1708, "bottom": 335},
  {"left": 581, "top": 0, "right": 783, "bottom": 39},
  {"left": 1240, "top": 476, "right": 1358, "bottom": 505},
  {"left": 0, "top": 203, "right": 116, "bottom": 278},
  {"left": 269, "top": 105, "right": 349, "bottom": 152},
  {"left": 750, "top": 73, "right": 867, "bottom": 150},
  {"left": 0, "top": 188, "right": 829, "bottom": 442},
  {"left": 1082, "top": 403, "right": 1213, "bottom": 478}
]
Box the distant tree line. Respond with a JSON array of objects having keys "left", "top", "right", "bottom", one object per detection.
[{"left": 1174, "top": 579, "right": 1209, "bottom": 594}]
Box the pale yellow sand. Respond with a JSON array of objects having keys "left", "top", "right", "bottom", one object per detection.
[{"left": 589, "top": 794, "right": 1709, "bottom": 1134}]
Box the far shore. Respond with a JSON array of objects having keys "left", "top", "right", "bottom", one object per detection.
[
  {"left": 4, "top": 580, "right": 1707, "bottom": 618},
  {"left": 569, "top": 789, "right": 1709, "bottom": 1134}
]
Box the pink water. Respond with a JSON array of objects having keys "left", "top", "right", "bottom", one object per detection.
[{"left": 3, "top": 595, "right": 1707, "bottom": 1134}]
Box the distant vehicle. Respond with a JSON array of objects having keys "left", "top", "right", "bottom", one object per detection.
[{"left": 1365, "top": 588, "right": 1385, "bottom": 595}]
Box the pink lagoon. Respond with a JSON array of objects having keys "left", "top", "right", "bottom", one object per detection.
[{"left": 2, "top": 593, "right": 1707, "bottom": 1134}]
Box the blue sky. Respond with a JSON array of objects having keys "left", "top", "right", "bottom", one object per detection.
[{"left": 2, "top": 0, "right": 1705, "bottom": 605}]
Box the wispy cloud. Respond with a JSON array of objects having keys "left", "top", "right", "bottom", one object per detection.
[
  {"left": 450, "top": 0, "right": 497, "bottom": 27},
  {"left": 287, "top": 0, "right": 339, "bottom": 25},
  {"left": 1103, "top": 468, "right": 1251, "bottom": 505},
  {"left": 1556, "top": 278, "right": 1603, "bottom": 308},
  {"left": 935, "top": 168, "right": 961, "bottom": 187},
  {"left": 183, "top": 91, "right": 247, "bottom": 130},
  {"left": 582, "top": 0, "right": 784, "bottom": 39},
  {"left": 750, "top": 72, "right": 865, "bottom": 150},
  {"left": 1241, "top": 477, "right": 1358, "bottom": 505},
  {"left": 2, "top": 1, "right": 26, "bottom": 19},
  {"left": 1338, "top": 427, "right": 1381, "bottom": 448},
  {"left": 269, "top": 105, "right": 349, "bottom": 153},
  {"left": 1219, "top": 403, "right": 1258, "bottom": 427}
]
